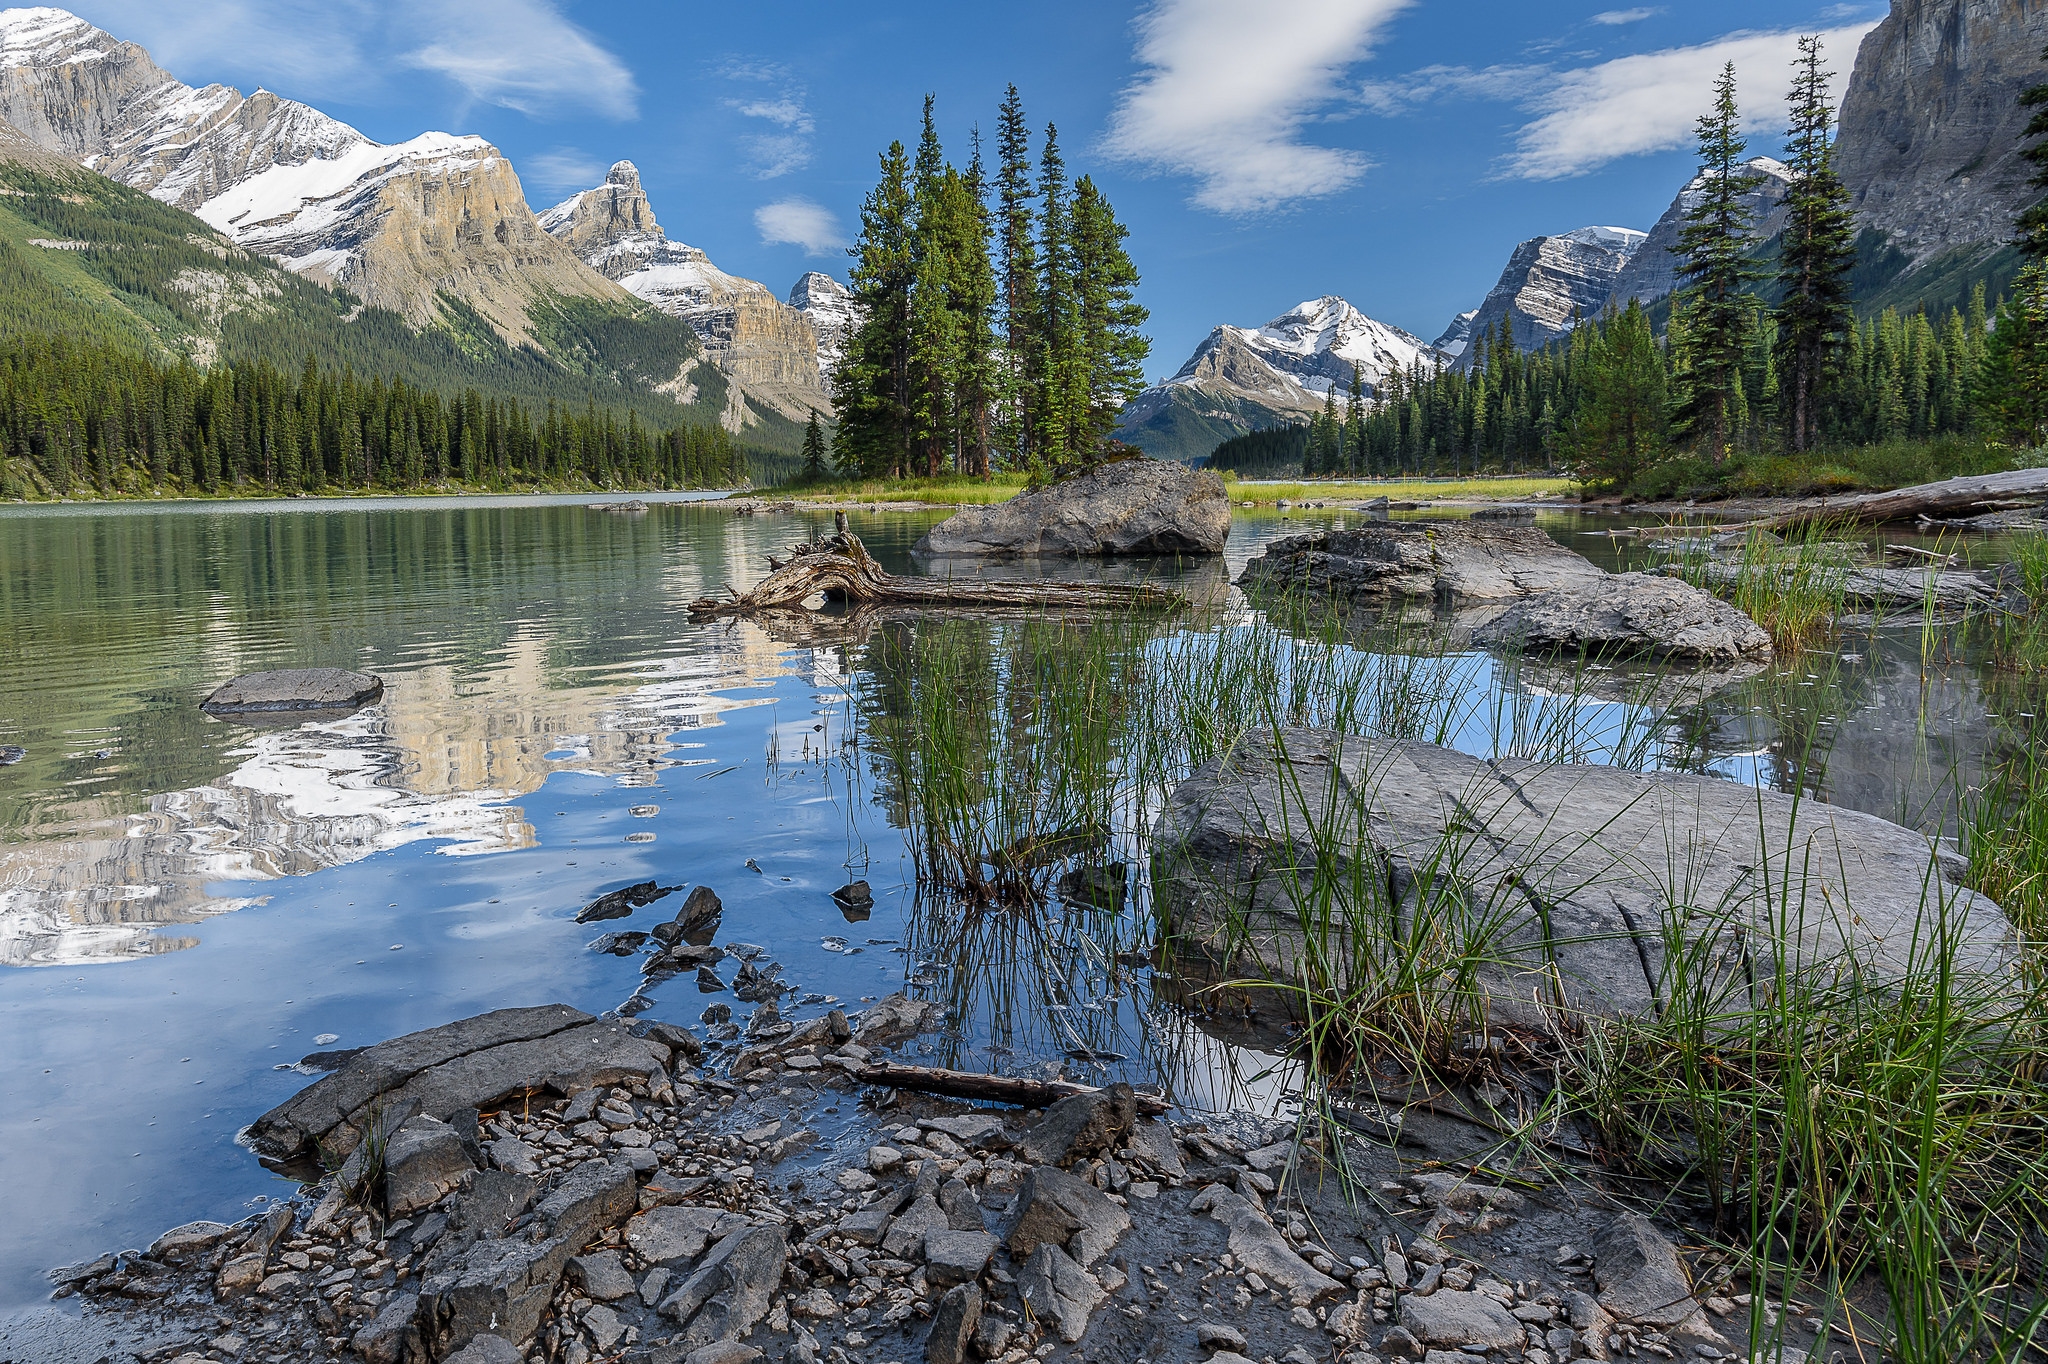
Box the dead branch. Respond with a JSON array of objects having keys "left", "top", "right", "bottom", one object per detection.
[
  {"left": 1716, "top": 466, "right": 2048, "bottom": 532},
  {"left": 854, "top": 1060, "right": 1172, "bottom": 1115},
  {"left": 686, "top": 532, "right": 1184, "bottom": 618}
]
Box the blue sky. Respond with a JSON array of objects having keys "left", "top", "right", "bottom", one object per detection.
[{"left": 72, "top": 0, "right": 1886, "bottom": 380}]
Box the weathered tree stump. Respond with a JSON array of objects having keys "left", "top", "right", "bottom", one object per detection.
[{"left": 686, "top": 532, "right": 1184, "bottom": 617}]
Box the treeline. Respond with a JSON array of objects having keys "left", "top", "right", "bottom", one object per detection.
[
  {"left": 832, "top": 89, "right": 1149, "bottom": 481},
  {"left": 0, "top": 336, "right": 745, "bottom": 498},
  {"left": 1265, "top": 36, "right": 2048, "bottom": 491},
  {"left": 1204, "top": 423, "right": 1309, "bottom": 477}
]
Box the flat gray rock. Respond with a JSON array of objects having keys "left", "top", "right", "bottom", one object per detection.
[
  {"left": 1152, "top": 729, "right": 2014, "bottom": 1034},
  {"left": 1397, "top": 1289, "right": 1528, "bottom": 1350},
  {"left": 200, "top": 668, "right": 384, "bottom": 714},
  {"left": 384, "top": 1115, "right": 476, "bottom": 1216},
  {"left": 247, "top": 1005, "right": 673, "bottom": 1162},
  {"left": 1239, "top": 520, "right": 1605, "bottom": 605},
  {"left": 1472, "top": 571, "right": 1773, "bottom": 664},
  {"left": 1017, "top": 1243, "right": 1103, "bottom": 1343},
  {"left": 915, "top": 458, "right": 1230, "bottom": 557},
  {"left": 1593, "top": 1213, "right": 1702, "bottom": 1328}
]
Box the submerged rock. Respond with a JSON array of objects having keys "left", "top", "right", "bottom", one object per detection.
[
  {"left": 1152, "top": 729, "right": 2013, "bottom": 1033},
  {"left": 1239, "top": 521, "right": 1604, "bottom": 605},
  {"left": 0, "top": 744, "right": 23, "bottom": 766},
  {"left": 199, "top": 667, "right": 384, "bottom": 715},
  {"left": 915, "top": 458, "right": 1230, "bottom": 557},
  {"left": 1471, "top": 571, "right": 1773, "bottom": 664},
  {"left": 576, "top": 880, "right": 678, "bottom": 924}
]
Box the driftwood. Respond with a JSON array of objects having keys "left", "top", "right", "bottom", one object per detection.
[
  {"left": 854, "top": 1060, "right": 1172, "bottom": 1115},
  {"left": 1667, "top": 561, "right": 1997, "bottom": 611},
  {"left": 686, "top": 529, "right": 1184, "bottom": 618},
  {"left": 1721, "top": 466, "right": 2048, "bottom": 532}
]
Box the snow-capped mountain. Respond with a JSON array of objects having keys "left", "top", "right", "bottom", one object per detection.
[
  {"left": 542, "top": 162, "right": 829, "bottom": 422},
  {"left": 1116, "top": 296, "right": 1450, "bottom": 462},
  {"left": 0, "top": 7, "right": 618, "bottom": 343},
  {"left": 1432, "top": 309, "right": 1480, "bottom": 361},
  {"left": 1449, "top": 225, "right": 1647, "bottom": 368},
  {"left": 1602, "top": 157, "right": 1795, "bottom": 314},
  {"left": 788, "top": 272, "right": 857, "bottom": 381}
]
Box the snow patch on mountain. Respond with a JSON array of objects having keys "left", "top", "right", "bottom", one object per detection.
[
  {"left": 1169, "top": 295, "right": 1445, "bottom": 403},
  {"left": 788, "top": 272, "right": 856, "bottom": 380},
  {"left": 1451, "top": 225, "right": 1646, "bottom": 367}
]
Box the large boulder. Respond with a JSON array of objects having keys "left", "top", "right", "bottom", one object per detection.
[
  {"left": 1238, "top": 520, "right": 1604, "bottom": 604},
  {"left": 246, "top": 1005, "right": 674, "bottom": 1163},
  {"left": 1471, "top": 572, "right": 1773, "bottom": 664},
  {"left": 1151, "top": 729, "right": 2013, "bottom": 1033},
  {"left": 915, "top": 459, "right": 1230, "bottom": 557},
  {"left": 200, "top": 668, "right": 384, "bottom": 714}
]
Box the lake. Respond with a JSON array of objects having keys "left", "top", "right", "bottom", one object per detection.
[{"left": 0, "top": 492, "right": 2030, "bottom": 1312}]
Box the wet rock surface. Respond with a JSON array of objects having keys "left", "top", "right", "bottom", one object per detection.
[
  {"left": 38, "top": 982, "right": 1819, "bottom": 1364},
  {"left": 1154, "top": 728, "right": 2014, "bottom": 1033},
  {"left": 199, "top": 669, "right": 385, "bottom": 715},
  {"left": 915, "top": 459, "right": 1231, "bottom": 558},
  {"left": 1238, "top": 521, "right": 1606, "bottom": 605},
  {"left": 1471, "top": 571, "right": 1774, "bottom": 664}
]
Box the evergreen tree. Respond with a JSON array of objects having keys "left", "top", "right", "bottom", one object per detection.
[
  {"left": 995, "top": 87, "right": 1038, "bottom": 466},
  {"left": 1068, "top": 175, "right": 1150, "bottom": 454},
  {"left": 1673, "top": 63, "right": 1760, "bottom": 460},
  {"left": 833, "top": 142, "right": 916, "bottom": 478},
  {"left": 1344, "top": 365, "right": 1366, "bottom": 477},
  {"left": 1565, "top": 302, "right": 1668, "bottom": 489},
  {"left": 1775, "top": 35, "right": 1857, "bottom": 455},
  {"left": 1032, "top": 123, "right": 1079, "bottom": 471},
  {"left": 1982, "top": 263, "right": 2048, "bottom": 447},
  {"left": 800, "top": 408, "right": 829, "bottom": 481}
]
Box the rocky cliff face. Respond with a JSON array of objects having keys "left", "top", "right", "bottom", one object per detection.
[
  {"left": 542, "top": 162, "right": 828, "bottom": 421},
  {"left": 1837, "top": 0, "right": 2048, "bottom": 263},
  {"left": 788, "top": 272, "right": 856, "bottom": 381},
  {"left": 1116, "top": 296, "right": 1449, "bottom": 461},
  {"left": 1603, "top": 157, "right": 1793, "bottom": 312},
  {"left": 1451, "top": 226, "right": 1645, "bottom": 367},
  {"left": 0, "top": 6, "right": 622, "bottom": 341}
]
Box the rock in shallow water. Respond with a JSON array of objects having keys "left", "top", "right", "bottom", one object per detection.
[
  {"left": 1238, "top": 520, "right": 1605, "bottom": 605},
  {"left": 1471, "top": 571, "right": 1772, "bottom": 664},
  {"left": 199, "top": 667, "right": 383, "bottom": 714},
  {"left": 915, "top": 458, "right": 1230, "bottom": 557},
  {"left": 1152, "top": 728, "right": 2014, "bottom": 1033}
]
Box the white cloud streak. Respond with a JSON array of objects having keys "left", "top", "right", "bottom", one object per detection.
[
  {"left": 1103, "top": 0, "right": 1413, "bottom": 215},
  {"left": 403, "top": 0, "right": 638, "bottom": 120},
  {"left": 71, "top": 0, "right": 638, "bottom": 120},
  {"left": 754, "top": 198, "right": 846, "bottom": 255},
  {"left": 521, "top": 148, "right": 603, "bottom": 195},
  {"left": 1505, "top": 23, "right": 1879, "bottom": 179},
  {"left": 1589, "top": 8, "right": 1661, "bottom": 25},
  {"left": 718, "top": 60, "right": 815, "bottom": 179}
]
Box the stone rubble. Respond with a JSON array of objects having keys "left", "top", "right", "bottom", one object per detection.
[{"left": 45, "top": 985, "right": 1780, "bottom": 1364}]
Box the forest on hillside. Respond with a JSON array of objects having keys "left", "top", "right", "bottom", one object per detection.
[{"left": 0, "top": 337, "right": 746, "bottom": 499}]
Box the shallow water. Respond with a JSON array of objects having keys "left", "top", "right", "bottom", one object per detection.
[{"left": 0, "top": 493, "right": 2035, "bottom": 1311}]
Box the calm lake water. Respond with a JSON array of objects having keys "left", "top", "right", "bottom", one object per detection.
[{"left": 0, "top": 492, "right": 2032, "bottom": 1311}]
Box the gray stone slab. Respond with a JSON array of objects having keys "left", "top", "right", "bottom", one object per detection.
[{"left": 200, "top": 668, "right": 383, "bottom": 714}]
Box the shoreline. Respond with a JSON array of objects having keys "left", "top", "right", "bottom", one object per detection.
[{"left": 5, "top": 997, "right": 1802, "bottom": 1364}]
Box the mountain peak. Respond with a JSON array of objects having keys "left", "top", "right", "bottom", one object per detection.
[{"left": 606, "top": 159, "right": 642, "bottom": 190}]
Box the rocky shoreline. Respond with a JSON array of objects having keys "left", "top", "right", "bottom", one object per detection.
[{"left": 13, "top": 985, "right": 1823, "bottom": 1364}]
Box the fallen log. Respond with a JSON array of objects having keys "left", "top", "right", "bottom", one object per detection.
[
  {"left": 854, "top": 1060, "right": 1172, "bottom": 1115},
  {"left": 1665, "top": 561, "right": 1996, "bottom": 611},
  {"left": 1719, "top": 466, "right": 2048, "bottom": 532},
  {"left": 686, "top": 530, "right": 1184, "bottom": 617}
]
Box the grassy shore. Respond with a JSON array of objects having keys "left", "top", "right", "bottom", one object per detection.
[{"left": 774, "top": 469, "right": 1573, "bottom": 507}]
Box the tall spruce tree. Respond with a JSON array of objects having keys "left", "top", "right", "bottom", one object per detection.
[
  {"left": 1565, "top": 302, "right": 1668, "bottom": 489},
  {"left": 1068, "top": 175, "right": 1149, "bottom": 454},
  {"left": 956, "top": 135, "right": 1000, "bottom": 476},
  {"left": 833, "top": 141, "right": 915, "bottom": 477},
  {"left": 1344, "top": 365, "right": 1366, "bottom": 477},
  {"left": 800, "top": 408, "right": 829, "bottom": 480},
  {"left": 1032, "top": 124, "right": 1080, "bottom": 470},
  {"left": 995, "top": 87, "right": 1038, "bottom": 466},
  {"left": 1775, "top": 36, "right": 1856, "bottom": 455},
  {"left": 1673, "top": 63, "right": 1760, "bottom": 460}
]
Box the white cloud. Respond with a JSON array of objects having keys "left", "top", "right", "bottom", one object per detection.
[
  {"left": 1589, "top": 8, "right": 1661, "bottom": 25},
  {"left": 521, "top": 148, "right": 603, "bottom": 195},
  {"left": 721, "top": 67, "right": 816, "bottom": 180},
  {"left": 1356, "top": 63, "right": 1546, "bottom": 116},
  {"left": 1103, "top": 0, "right": 1413, "bottom": 215},
  {"left": 71, "top": 0, "right": 638, "bottom": 119},
  {"left": 403, "top": 0, "right": 638, "bottom": 120},
  {"left": 1504, "top": 23, "right": 1879, "bottom": 179},
  {"left": 754, "top": 198, "right": 846, "bottom": 256}
]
